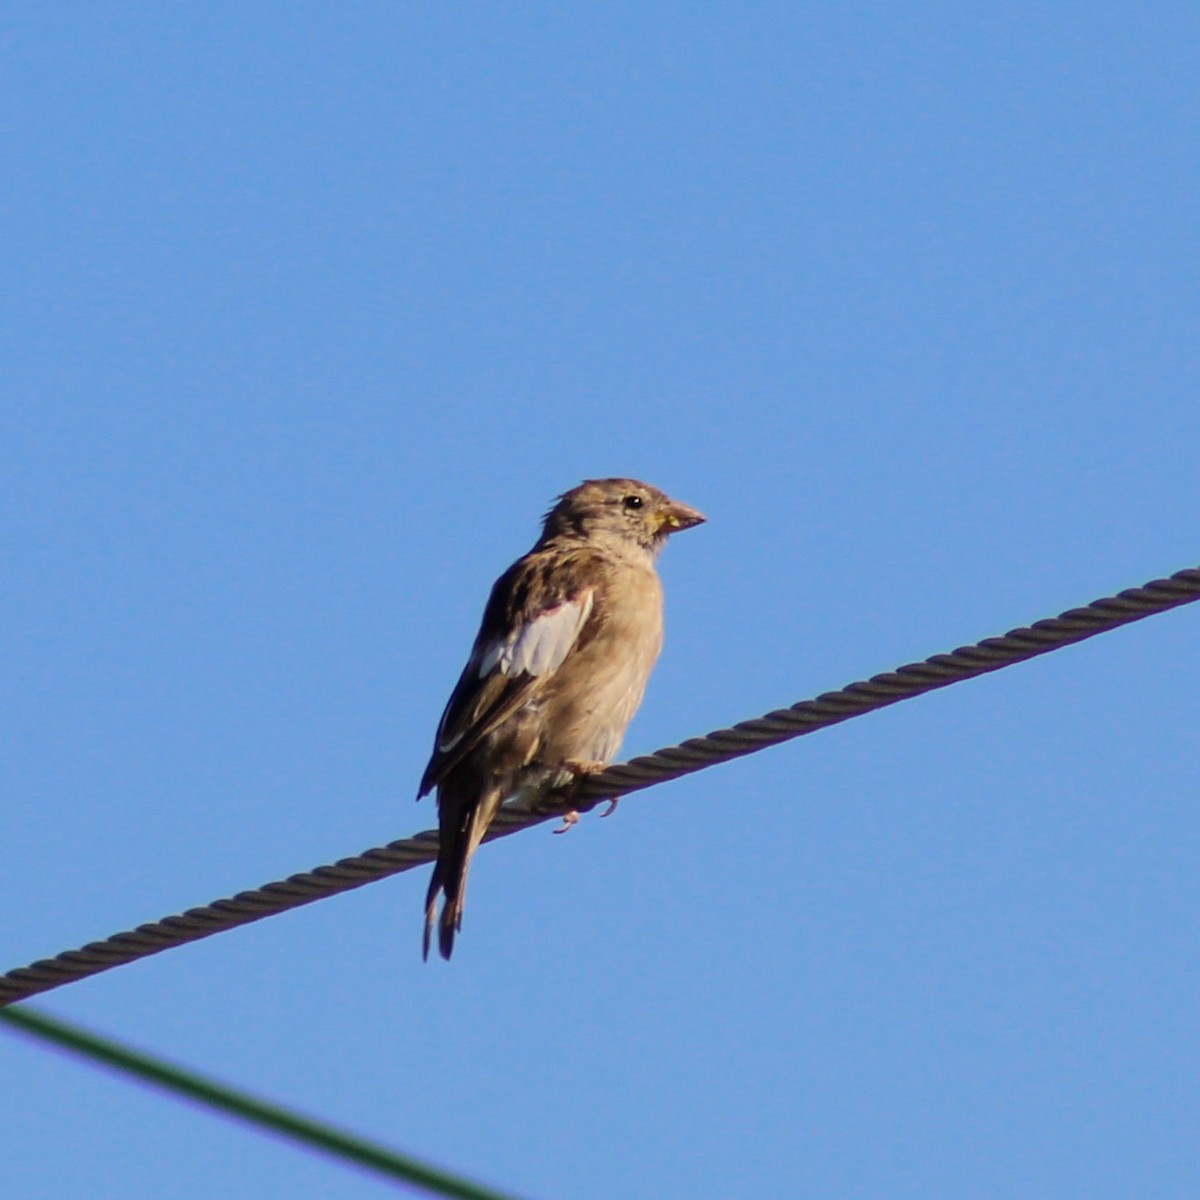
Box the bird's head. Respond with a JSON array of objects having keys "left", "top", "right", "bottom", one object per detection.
[{"left": 541, "top": 478, "right": 706, "bottom": 553}]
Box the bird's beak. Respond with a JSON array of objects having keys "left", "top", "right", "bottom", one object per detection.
[{"left": 657, "top": 499, "right": 706, "bottom": 533}]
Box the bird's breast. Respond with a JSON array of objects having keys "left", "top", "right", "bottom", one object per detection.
[{"left": 535, "top": 563, "right": 664, "bottom": 767}]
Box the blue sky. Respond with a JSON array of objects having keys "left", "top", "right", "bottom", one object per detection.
[{"left": 3, "top": 5, "right": 1199, "bottom": 1197}]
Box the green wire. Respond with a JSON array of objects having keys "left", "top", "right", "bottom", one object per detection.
[{"left": 0, "top": 1005, "right": 528, "bottom": 1200}]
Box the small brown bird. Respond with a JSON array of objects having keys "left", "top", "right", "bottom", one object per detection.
[{"left": 417, "top": 478, "right": 705, "bottom": 959}]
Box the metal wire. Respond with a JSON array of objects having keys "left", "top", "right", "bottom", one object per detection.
[
  {"left": 574, "top": 567, "right": 1200, "bottom": 800},
  {"left": 1, "top": 565, "right": 1197, "bottom": 1007},
  {"left": 0, "top": 1005, "right": 527, "bottom": 1199}
]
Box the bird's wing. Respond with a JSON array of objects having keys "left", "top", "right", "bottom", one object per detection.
[{"left": 418, "top": 551, "right": 598, "bottom": 796}]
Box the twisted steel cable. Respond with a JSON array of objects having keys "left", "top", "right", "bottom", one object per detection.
[{"left": 2, "top": 565, "right": 1197, "bottom": 1008}]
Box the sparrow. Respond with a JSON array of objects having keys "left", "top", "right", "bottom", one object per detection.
[{"left": 417, "top": 478, "right": 705, "bottom": 959}]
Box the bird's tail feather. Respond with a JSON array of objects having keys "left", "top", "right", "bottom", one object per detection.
[
  {"left": 425, "top": 787, "right": 503, "bottom": 961},
  {"left": 422, "top": 864, "right": 442, "bottom": 962}
]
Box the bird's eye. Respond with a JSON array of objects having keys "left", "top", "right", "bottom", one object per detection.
[{"left": 623, "top": 495, "right": 644, "bottom": 509}]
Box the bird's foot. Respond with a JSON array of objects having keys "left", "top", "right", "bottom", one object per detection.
[
  {"left": 551, "top": 798, "right": 617, "bottom": 832},
  {"left": 564, "top": 763, "right": 619, "bottom": 819},
  {"left": 563, "top": 760, "right": 620, "bottom": 822},
  {"left": 552, "top": 810, "right": 580, "bottom": 835},
  {"left": 539, "top": 761, "right": 615, "bottom": 832}
]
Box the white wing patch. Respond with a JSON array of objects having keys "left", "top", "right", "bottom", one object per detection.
[
  {"left": 477, "top": 591, "right": 594, "bottom": 679},
  {"left": 436, "top": 726, "right": 466, "bottom": 753}
]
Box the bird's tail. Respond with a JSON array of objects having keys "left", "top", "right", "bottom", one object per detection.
[{"left": 424, "top": 786, "right": 503, "bottom": 961}]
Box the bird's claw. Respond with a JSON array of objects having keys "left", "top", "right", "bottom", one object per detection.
[
  {"left": 552, "top": 810, "right": 580, "bottom": 835},
  {"left": 544, "top": 762, "right": 618, "bottom": 833},
  {"left": 551, "top": 795, "right": 618, "bottom": 834}
]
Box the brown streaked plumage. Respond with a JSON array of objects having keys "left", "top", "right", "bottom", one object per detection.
[{"left": 417, "top": 478, "right": 705, "bottom": 959}]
